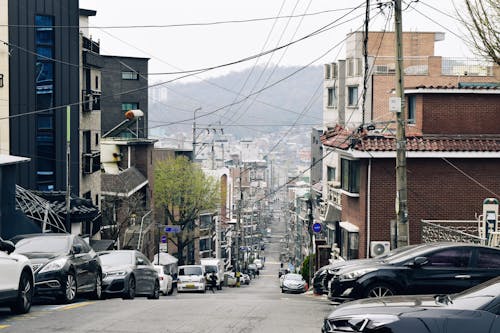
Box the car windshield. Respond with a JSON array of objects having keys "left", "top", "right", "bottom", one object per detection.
[
  {"left": 99, "top": 252, "right": 133, "bottom": 266},
  {"left": 179, "top": 266, "right": 202, "bottom": 275},
  {"left": 15, "top": 236, "right": 70, "bottom": 254},
  {"left": 285, "top": 274, "right": 303, "bottom": 281},
  {"left": 205, "top": 265, "right": 217, "bottom": 273},
  {"left": 383, "top": 244, "right": 443, "bottom": 264}
]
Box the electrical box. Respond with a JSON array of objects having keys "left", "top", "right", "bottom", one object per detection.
[{"left": 482, "top": 198, "right": 499, "bottom": 240}]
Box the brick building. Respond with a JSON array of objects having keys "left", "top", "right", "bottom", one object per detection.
[
  {"left": 319, "top": 30, "right": 500, "bottom": 260},
  {"left": 321, "top": 86, "right": 500, "bottom": 258}
]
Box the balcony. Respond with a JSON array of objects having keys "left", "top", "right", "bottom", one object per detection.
[
  {"left": 82, "top": 36, "right": 100, "bottom": 53},
  {"left": 82, "top": 90, "right": 101, "bottom": 112},
  {"left": 327, "top": 181, "right": 342, "bottom": 208},
  {"left": 82, "top": 151, "right": 101, "bottom": 174}
]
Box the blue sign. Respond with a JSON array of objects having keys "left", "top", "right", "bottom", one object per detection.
[
  {"left": 164, "top": 225, "right": 181, "bottom": 233},
  {"left": 161, "top": 235, "right": 167, "bottom": 243},
  {"left": 312, "top": 222, "right": 322, "bottom": 233}
]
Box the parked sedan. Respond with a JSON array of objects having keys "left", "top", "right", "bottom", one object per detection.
[
  {"left": 13, "top": 234, "right": 102, "bottom": 303},
  {"left": 98, "top": 250, "right": 160, "bottom": 299},
  {"left": 314, "top": 244, "right": 428, "bottom": 295},
  {"left": 281, "top": 273, "right": 307, "bottom": 293},
  {"left": 323, "top": 276, "right": 500, "bottom": 333},
  {"left": 328, "top": 242, "right": 500, "bottom": 302},
  {"left": 0, "top": 238, "right": 34, "bottom": 314},
  {"left": 153, "top": 265, "right": 173, "bottom": 295}
]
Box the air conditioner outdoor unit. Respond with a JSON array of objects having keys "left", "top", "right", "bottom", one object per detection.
[{"left": 370, "top": 241, "right": 390, "bottom": 258}]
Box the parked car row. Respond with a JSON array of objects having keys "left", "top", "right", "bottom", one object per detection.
[
  {"left": 321, "top": 242, "right": 500, "bottom": 333},
  {"left": 0, "top": 233, "right": 170, "bottom": 315}
]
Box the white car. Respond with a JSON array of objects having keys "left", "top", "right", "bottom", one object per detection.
[
  {"left": 281, "top": 273, "right": 307, "bottom": 293},
  {"left": 177, "top": 265, "right": 206, "bottom": 293},
  {"left": 0, "top": 238, "right": 34, "bottom": 314},
  {"left": 154, "top": 265, "right": 173, "bottom": 295}
]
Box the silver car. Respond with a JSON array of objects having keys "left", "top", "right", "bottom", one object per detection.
[{"left": 281, "top": 273, "right": 306, "bottom": 293}]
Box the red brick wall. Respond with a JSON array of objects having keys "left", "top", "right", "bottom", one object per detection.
[
  {"left": 421, "top": 94, "right": 500, "bottom": 134},
  {"left": 372, "top": 75, "right": 500, "bottom": 126},
  {"left": 347, "top": 158, "right": 500, "bottom": 257}
]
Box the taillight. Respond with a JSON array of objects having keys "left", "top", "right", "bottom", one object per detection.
[{"left": 160, "top": 277, "right": 164, "bottom": 280}]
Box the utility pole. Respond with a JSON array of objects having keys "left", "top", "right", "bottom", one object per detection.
[
  {"left": 307, "top": 197, "right": 314, "bottom": 287},
  {"left": 235, "top": 165, "right": 243, "bottom": 271},
  {"left": 65, "top": 106, "right": 71, "bottom": 233},
  {"left": 394, "top": 0, "right": 409, "bottom": 247},
  {"left": 192, "top": 107, "right": 201, "bottom": 161}
]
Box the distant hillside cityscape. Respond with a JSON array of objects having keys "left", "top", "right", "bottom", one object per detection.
[{"left": 148, "top": 65, "right": 323, "bottom": 145}]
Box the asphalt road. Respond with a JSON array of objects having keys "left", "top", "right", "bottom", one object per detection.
[{"left": 0, "top": 211, "right": 332, "bottom": 332}]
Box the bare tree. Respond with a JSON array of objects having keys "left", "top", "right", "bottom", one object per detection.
[{"left": 456, "top": 0, "right": 500, "bottom": 65}]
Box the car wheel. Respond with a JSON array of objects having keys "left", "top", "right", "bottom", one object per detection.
[
  {"left": 281, "top": 288, "right": 285, "bottom": 293},
  {"left": 90, "top": 272, "right": 102, "bottom": 300},
  {"left": 10, "top": 271, "right": 33, "bottom": 314},
  {"left": 167, "top": 285, "right": 174, "bottom": 296},
  {"left": 123, "top": 275, "right": 136, "bottom": 300},
  {"left": 148, "top": 280, "right": 160, "bottom": 299},
  {"left": 364, "top": 283, "right": 396, "bottom": 298},
  {"left": 58, "top": 272, "right": 77, "bottom": 303}
]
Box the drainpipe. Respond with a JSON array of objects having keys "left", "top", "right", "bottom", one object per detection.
[
  {"left": 366, "top": 158, "right": 372, "bottom": 258},
  {"left": 137, "top": 210, "right": 152, "bottom": 251}
]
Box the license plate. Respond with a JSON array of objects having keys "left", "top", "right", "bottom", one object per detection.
[{"left": 186, "top": 284, "right": 195, "bottom": 288}]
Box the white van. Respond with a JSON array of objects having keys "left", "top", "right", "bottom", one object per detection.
[
  {"left": 200, "top": 258, "right": 224, "bottom": 290},
  {"left": 177, "top": 265, "right": 206, "bottom": 293}
]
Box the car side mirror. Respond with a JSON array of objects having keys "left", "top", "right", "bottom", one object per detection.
[
  {"left": 72, "top": 244, "right": 83, "bottom": 255},
  {"left": 411, "top": 256, "right": 428, "bottom": 267},
  {"left": 136, "top": 258, "right": 145, "bottom": 266},
  {"left": 0, "top": 239, "right": 15, "bottom": 254}
]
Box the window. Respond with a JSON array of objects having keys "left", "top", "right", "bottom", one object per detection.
[
  {"left": 199, "top": 238, "right": 210, "bottom": 252},
  {"left": 327, "top": 166, "right": 336, "bottom": 182},
  {"left": 83, "top": 131, "right": 91, "bottom": 153},
  {"left": 347, "top": 59, "right": 355, "bottom": 76},
  {"left": 95, "top": 75, "right": 99, "bottom": 90},
  {"left": 35, "top": 15, "right": 55, "bottom": 189},
  {"left": 122, "top": 71, "right": 138, "bottom": 80},
  {"left": 426, "top": 248, "right": 471, "bottom": 268},
  {"left": 341, "top": 158, "right": 360, "bottom": 193},
  {"left": 407, "top": 95, "right": 416, "bottom": 124},
  {"left": 476, "top": 248, "right": 500, "bottom": 268},
  {"left": 324, "top": 64, "right": 331, "bottom": 79},
  {"left": 200, "top": 215, "right": 212, "bottom": 229},
  {"left": 327, "top": 87, "right": 336, "bottom": 107},
  {"left": 348, "top": 86, "right": 358, "bottom": 106},
  {"left": 121, "top": 103, "right": 139, "bottom": 111},
  {"left": 95, "top": 133, "right": 99, "bottom": 146}
]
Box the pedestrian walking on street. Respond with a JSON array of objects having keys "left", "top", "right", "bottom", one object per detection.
[{"left": 208, "top": 272, "right": 217, "bottom": 293}]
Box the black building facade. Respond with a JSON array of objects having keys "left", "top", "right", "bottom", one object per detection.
[
  {"left": 100, "top": 55, "right": 149, "bottom": 138},
  {"left": 8, "top": 0, "right": 80, "bottom": 193}
]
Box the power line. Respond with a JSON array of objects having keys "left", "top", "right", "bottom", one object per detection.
[
  {"left": 1, "top": 6, "right": 368, "bottom": 29},
  {"left": 0, "top": 3, "right": 366, "bottom": 121}
]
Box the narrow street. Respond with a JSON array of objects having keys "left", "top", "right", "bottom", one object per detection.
[{"left": 0, "top": 215, "right": 332, "bottom": 333}]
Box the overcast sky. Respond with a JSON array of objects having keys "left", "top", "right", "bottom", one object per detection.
[{"left": 79, "top": 0, "right": 473, "bottom": 82}]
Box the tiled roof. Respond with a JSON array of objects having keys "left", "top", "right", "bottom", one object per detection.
[
  {"left": 321, "top": 126, "right": 500, "bottom": 152},
  {"left": 102, "top": 167, "right": 147, "bottom": 196}
]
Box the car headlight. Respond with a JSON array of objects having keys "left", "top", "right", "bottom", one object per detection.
[
  {"left": 326, "top": 314, "right": 399, "bottom": 332},
  {"left": 105, "top": 271, "right": 127, "bottom": 278},
  {"left": 339, "top": 268, "right": 377, "bottom": 281},
  {"left": 39, "top": 258, "right": 68, "bottom": 273}
]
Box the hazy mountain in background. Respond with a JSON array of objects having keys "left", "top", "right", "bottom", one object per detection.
[{"left": 149, "top": 65, "right": 323, "bottom": 139}]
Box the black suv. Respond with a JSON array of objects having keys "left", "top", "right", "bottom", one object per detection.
[
  {"left": 328, "top": 242, "right": 500, "bottom": 302},
  {"left": 13, "top": 233, "right": 102, "bottom": 303}
]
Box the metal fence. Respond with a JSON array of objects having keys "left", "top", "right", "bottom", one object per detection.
[
  {"left": 441, "top": 58, "right": 495, "bottom": 76},
  {"left": 421, "top": 220, "right": 486, "bottom": 244}
]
